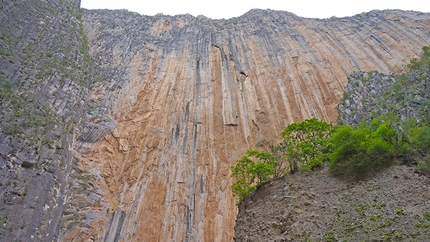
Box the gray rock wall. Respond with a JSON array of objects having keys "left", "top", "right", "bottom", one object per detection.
[
  {"left": 338, "top": 68, "right": 430, "bottom": 125},
  {"left": 0, "top": 0, "right": 94, "bottom": 240}
]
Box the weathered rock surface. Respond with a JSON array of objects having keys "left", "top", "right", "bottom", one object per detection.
[
  {"left": 338, "top": 68, "right": 430, "bottom": 125},
  {"left": 66, "top": 9, "right": 430, "bottom": 242},
  {"left": 1, "top": 2, "right": 430, "bottom": 241},
  {"left": 0, "top": 0, "right": 93, "bottom": 241}
]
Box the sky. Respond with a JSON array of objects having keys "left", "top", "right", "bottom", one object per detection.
[{"left": 80, "top": 0, "right": 430, "bottom": 19}]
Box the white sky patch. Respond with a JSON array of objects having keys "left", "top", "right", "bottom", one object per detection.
[{"left": 80, "top": 0, "right": 430, "bottom": 19}]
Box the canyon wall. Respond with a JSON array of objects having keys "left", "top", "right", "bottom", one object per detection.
[
  {"left": 0, "top": 0, "right": 92, "bottom": 240},
  {"left": 66, "top": 9, "right": 430, "bottom": 242},
  {"left": 1, "top": 1, "right": 430, "bottom": 241}
]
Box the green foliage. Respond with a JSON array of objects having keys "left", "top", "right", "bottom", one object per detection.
[
  {"left": 255, "top": 140, "right": 289, "bottom": 178},
  {"left": 232, "top": 48, "right": 430, "bottom": 198},
  {"left": 392, "top": 83, "right": 404, "bottom": 102},
  {"left": 67, "top": 214, "right": 81, "bottom": 221},
  {"left": 5, "top": 123, "right": 24, "bottom": 135},
  {"left": 0, "top": 213, "right": 7, "bottom": 225},
  {"left": 417, "top": 155, "right": 430, "bottom": 175},
  {"left": 328, "top": 122, "right": 396, "bottom": 180},
  {"left": 231, "top": 112, "right": 430, "bottom": 203},
  {"left": 230, "top": 154, "right": 273, "bottom": 204},
  {"left": 0, "top": 78, "right": 14, "bottom": 102},
  {"left": 407, "top": 124, "right": 430, "bottom": 157},
  {"left": 407, "top": 46, "right": 430, "bottom": 71},
  {"left": 231, "top": 118, "right": 333, "bottom": 204},
  {"left": 281, "top": 118, "right": 333, "bottom": 171},
  {"left": 245, "top": 149, "right": 276, "bottom": 181},
  {"left": 329, "top": 110, "right": 430, "bottom": 180},
  {"left": 342, "top": 91, "right": 350, "bottom": 101}
]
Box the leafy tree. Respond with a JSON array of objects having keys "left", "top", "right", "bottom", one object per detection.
[
  {"left": 231, "top": 118, "right": 333, "bottom": 204},
  {"left": 255, "top": 140, "right": 289, "bottom": 178},
  {"left": 230, "top": 151, "right": 274, "bottom": 204},
  {"left": 231, "top": 156, "right": 256, "bottom": 204},
  {"left": 281, "top": 118, "right": 333, "bottom": 171}
]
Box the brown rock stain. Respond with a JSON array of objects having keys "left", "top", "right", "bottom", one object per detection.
[{"left": 70, "top": 9, "right": 430, "bottom": 242}]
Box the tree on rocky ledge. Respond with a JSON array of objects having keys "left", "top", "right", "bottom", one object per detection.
[
  {"left": 230, "top": 149, "right": 280, "bottom": 204},
  {"left": 281, "top": 118, "right": 333, "bottom": 172},
  {"left": 231, "top": 118, "right": 333, "bottom": 204}
]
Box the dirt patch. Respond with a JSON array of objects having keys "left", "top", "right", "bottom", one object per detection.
[{"left": 234, "top": 165, "right": 430, "bottom": 241}]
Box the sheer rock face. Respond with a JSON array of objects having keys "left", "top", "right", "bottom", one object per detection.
[
  {"left": 0, "top": 0, "right": 91, "bottom": 241},
  {"left": 63, "top": 9, "right": 430, "bottom": 242},
  {"left": 3, "top": 2, "right": 429, "bottom": 242}
]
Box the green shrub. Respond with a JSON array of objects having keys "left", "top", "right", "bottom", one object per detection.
[
  {"left": 407, "top": 125, "right": 430, "bottom": 157},
  {"left": 328, "top": 122, "right": 396, "bottom": 180},
  {"left": 281, "top": 118, "right": 333, "bottom": 171},
  {"left": 417, "top": 155, "right": 430, "bottom": 175},
  {"left": 392, "top": 83, "right": 404, "bottom": 102},
  {"left": 230, "top": 154, "right": 273, "bottom": 204},
  {"left": 407, "top": 46, "right": 430, "bottom": 71},
  {"left": 5, "top": 123, "right": 24, "bottom": 135},
  {"left": 231, "top": 156, "right": 256, "bottom": 204},
  {"left": 231, "top": 118, "right": 333, "bottom": 203},
  {"left": 255, "top": 140, "right": 290, "bottom": 178},
  {"left": 367, "top": 114, "right": 430, "bottom": 162}
]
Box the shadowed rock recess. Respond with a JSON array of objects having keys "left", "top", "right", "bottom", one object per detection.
[{"left": 1, "top": 1, "right": 430, "bottom": 241}]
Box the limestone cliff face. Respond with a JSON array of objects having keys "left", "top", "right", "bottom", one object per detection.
[
  {"left": 1, "top": 2, "right": 430, "bottom": 241},
  {"left": 63, "top": 9, "right": 430, "bottom": 242}
]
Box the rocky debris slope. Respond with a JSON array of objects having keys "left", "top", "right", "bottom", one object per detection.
[
  {"left": 234, "top": 165, "right": 430, "bottom": 241},
  {"left": 69, "top": 9, "right": 430, "bottom": 242}
]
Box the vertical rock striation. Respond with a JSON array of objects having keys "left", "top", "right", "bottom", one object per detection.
[
  {"left": 1, "top": 2, "right": 430, "bottom": 241},
  {"left": 65, "top": 9, "right": 430, "bottom": 242},
  {"left": 0, "top": 0, "right": 95, "bottom": 241}
]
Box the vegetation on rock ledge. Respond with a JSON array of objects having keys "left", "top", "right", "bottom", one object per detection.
[{"left": 231, "top": 46, "right": 430, "bottom": 204}]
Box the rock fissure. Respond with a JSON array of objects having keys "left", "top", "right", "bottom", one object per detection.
[{"left": 71, "top": 9, "right": 430, "bottom": 241}]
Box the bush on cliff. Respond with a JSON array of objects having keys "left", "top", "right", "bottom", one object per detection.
[
  {"left": 255, "top": 140, "right": 290, "bottom": 178},
  {"left": 231, "top": 46, "right": 430, "bottom": 204},
  {"left": 327, "top": 121, "right": 396, "bottom": 180},
  {"left": 407, "top": 45, "right": 430, "bottom": 71},
  {"left": 231, "top": 118, "right": 333, "bottom": 204},
  {"left": 281, "top": 118, "right": 333, "bottom": 172},
  {"left": 230, "top": 152, "right": 274, "bottom": 204}
]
